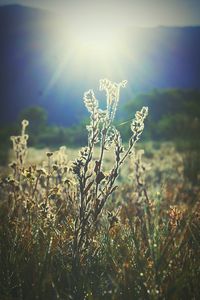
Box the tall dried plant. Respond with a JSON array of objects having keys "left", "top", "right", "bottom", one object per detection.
[{"left": 72, "top": 79, "right": 148, "bottom": 266}]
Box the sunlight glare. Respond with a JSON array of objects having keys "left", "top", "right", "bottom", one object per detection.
[{"left": 47, "top": 14, "right": 130, "bottom": 81}]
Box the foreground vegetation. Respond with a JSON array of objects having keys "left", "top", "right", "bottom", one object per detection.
[{"left": 0, "top": 80, "right": 200, "bottom": 300}]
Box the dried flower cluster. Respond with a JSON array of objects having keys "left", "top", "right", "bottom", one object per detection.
[{"left": 10, "top": 120, "right": 29, "bottom": 169}]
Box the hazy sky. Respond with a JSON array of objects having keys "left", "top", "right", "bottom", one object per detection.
[{"left": 0, "top": 0, "right": 200, "bottom": 27}]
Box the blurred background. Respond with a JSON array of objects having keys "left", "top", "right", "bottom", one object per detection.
[{"left": 0, "top": 0, "right": 199, "bottom": 183}]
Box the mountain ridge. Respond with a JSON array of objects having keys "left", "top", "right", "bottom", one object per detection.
[{"left": 0, "top": 5, "right": 199, "bottom": 126}]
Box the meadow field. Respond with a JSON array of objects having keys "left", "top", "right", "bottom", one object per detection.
[{"left": 0, "top": 79, "right": 200, "bottom": 300}]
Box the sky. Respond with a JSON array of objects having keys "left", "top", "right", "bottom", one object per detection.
[{"left": 0, "top": 0, "right": 200, "bottom": 27}]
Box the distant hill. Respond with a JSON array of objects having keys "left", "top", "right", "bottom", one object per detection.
[{"left": 0, "top": 5, "right": 200, "bottom": 126}]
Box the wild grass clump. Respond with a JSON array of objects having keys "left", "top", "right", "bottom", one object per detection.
[{"left": 0, "top": 79, "right": 200, "bottom": 300}]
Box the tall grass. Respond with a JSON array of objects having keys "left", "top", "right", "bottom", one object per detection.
[{"left": 0, "top": 79, "right": 200, "bottom": 300}]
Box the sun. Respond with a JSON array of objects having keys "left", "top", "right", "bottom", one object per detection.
[
  {"left": 60, "top": 21, "right": 126, "bottom": 65},
  {"left": 43, "top": 14, "right": 130, "bottom": 83},
  {"left": 69, "top": 23, "right": 119, "bottom": 57}
]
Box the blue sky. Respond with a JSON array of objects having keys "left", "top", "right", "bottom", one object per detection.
[{"left": 0, "top": 0, "right": 200, "bottom": 27}]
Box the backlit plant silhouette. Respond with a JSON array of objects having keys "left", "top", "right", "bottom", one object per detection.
[{"left": 72, "top": 79, "right": 148, "bottom": 267}]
